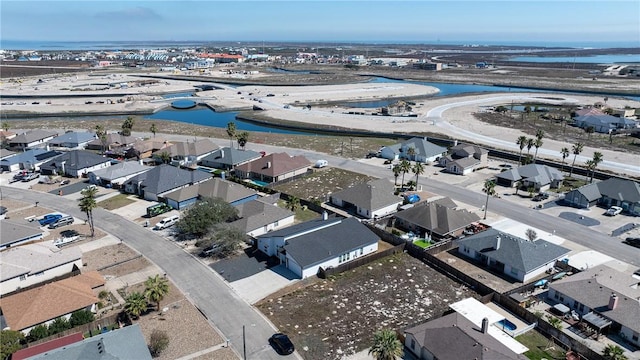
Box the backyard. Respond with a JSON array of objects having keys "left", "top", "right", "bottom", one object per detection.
[
  {"left": 270, "top": 167, "right": 375, "bottom": 202},
  {"left": 256, "top": 252, "right": 477, "bottom": 360},
  {"left": 516, "top": 330, "right": 567, "bottom": 360}
]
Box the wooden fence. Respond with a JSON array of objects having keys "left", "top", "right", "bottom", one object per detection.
[{"left": 26, "top": 312, "right": 121, "bottom": 347}]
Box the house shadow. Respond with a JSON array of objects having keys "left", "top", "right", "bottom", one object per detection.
[{"left": 268, "top": 264, "right": 299, "bottom": 281}]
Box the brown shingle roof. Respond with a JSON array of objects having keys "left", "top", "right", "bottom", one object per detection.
[{"left": 235, "top": 152, "right": 311, "bottom": 177}]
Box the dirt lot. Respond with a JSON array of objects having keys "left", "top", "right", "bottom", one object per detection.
[
  {"left": 83, "top": 243, "right": 145, "bottom": 272},
  {"left": 256, "top": 252, "right": 477, "bottom": 360},
  {"left": 271, "top": 168, "right": 376, "bottom": 201}
]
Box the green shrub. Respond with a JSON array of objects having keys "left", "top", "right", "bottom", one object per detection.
[
  {"left": 148, "top": 329, "right": 170, "bottom": 357},
  {"left": 28, "top": 325, "right": 49, "bottom": 342},
  {"left": 70, "top": 310, "right": 95, "bottom": 326}
]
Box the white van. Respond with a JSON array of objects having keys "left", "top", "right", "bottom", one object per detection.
[
  {"left": 314, "top": 159, "right": 328, "bottom": 168},
  {"left": 154, "top": 215, "right": 179, "bottom": 230}
]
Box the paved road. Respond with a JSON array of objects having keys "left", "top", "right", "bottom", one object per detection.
[{"left": 1, "top": 187, "right": 287, "bottom": 360}]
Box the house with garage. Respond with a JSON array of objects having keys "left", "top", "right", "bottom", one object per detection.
[
  {"left": 0, "top": 149, "right": 62, "bottom": 172},
  {"left": 330, "top": 178, "right": 403, "bottom": 219},
  {"left": 574, "top": 114, "right": 637, "bottom": 133},
  {"left": 563, "top": 182, "right": 603, "bottom": 209},
  {"left": 47, "top": 131, "right": 96, "bottom": 150},
  {"left": 235, "top": 152, "right": 312, "bottom": 184},
  {"left": 125, "top": 138, "right": 172, "bottom": 160},
  {"left": 394, "top": 199, "right": 480, "bottom": 240},
  {"left": 0, "top": 219, "right": 45, "bottom": 251},
  {"left": 199, "top": 147, "right": 262, "bottom": 171},
  {"left": 0, "top": 271, "right": 104, "bottom": 334},
  {"left": 256, "top": 216, "right": 379, "bottom": 279},
  {"left": 230, "top": 197, "right": 295, "bottom": 237},
  {"left": 563, "top": 178, "right": 640, "bottom": 215},
  {"left": 153, "top": 138, "right": 218, "bottom": 167},
  {"left": 8, "top": 130, "right": 58, "bottom": 150},
  {"left": 438, "top": 143, "right": 489, "bottom": 175},
  {"left": 457, "top": 228, "right": 570, "bottom": 282},
  {"left": 494, "top": 164, "right": 563, "bottom": 191},
  {"left": 0, "top": 243, "right": 82, "bottom": 296},
  {"left": 549, "top": 265, "right": 640, "bottom": 347},
  {"left": 124, "top": 164, "right": 212, "bottom": 202},
  {"left": 39, "top": 150, "right": 112, "bottom": 178},
  {"left": 380, "top": 137, "right": 447, "bottom": 163},
  {"left": 86, "top": 133, "right": 137, "bottom": 153},
  {"left": 163, "top": 177, "right": 258, "bottom": 209},
  {"left": 88, "top": 160, "right": 151, "bottom": 188}
]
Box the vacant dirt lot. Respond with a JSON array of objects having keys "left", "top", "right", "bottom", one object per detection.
[
  {"left": 83, "top": 243, "right": 146, "bottom": 272},
  {"left": 271, "top": 168, "right": 376, "bottom": 202},
  {"left": 256, "top": 253, "right": 477, "bottom": 360}
]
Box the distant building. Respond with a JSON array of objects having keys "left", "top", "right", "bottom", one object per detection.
[{"left": 8, "top": 130, "right": 58, "bottom": 150}]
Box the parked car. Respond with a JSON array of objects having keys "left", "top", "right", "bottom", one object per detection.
[
  {"left": 48, "top": 215, "right": 74, "bottom": 229},
  {"left": 154, "top": 215, "right": 179, "bottom": 230},
  {"left": 53, "top": 229, "right": 80, "bottom": 247},
  {"left": 39, "top": 213, "right": 63, "bottom": 226},
  {"left": 60, "top": 179, "right": 71, "bottom": 186},
  {"left": 606, "top": 206, "right": 623, "bottom": 216},
  {"left": 532, "top": 193, "right": 549, "bottom": 202},
  {"left": 623, "top": 237, "right": 640, "bottom": 249},
  {"left": 269, "top": 333, "right": 294, "bottom": 355},
  {"left": 22, "top": 172, "right": 40, "bottom": 182},
  {"left": 10, "top": 173, "right": 25, "bottom": 183}
]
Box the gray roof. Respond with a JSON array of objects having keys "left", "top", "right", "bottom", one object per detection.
[
  {"left": 126, "top": 164, "right": 212, "bottom": 196},
  {"left": 331, "top": 178, "right": 402, "bottom": 212},
  {"left": 550, "top": 265, "right": 640, "bottom": 333},
  {"left": 395, "top": 202, "right": 480, "bottom": 237},
  {"left": 47, "top": 132, "right": 96, "bottom": 146},
  {"left": 450, "top": 143, "right": 488, "bottom": 158},
  {"left": 164, "top": 177, "right": 257, "bottom": 203},
  {"left": 1, "top": 243, "right": 82, "bottom": 282},
  {"left": 495, "top": 164, "right": 563, "bottom": 185},
  {"left": 284, "top": 217, "right": 379, "bottom": 268},
  {"left": 457, "top": 228, "right": 570, "bottom": 274},
  {"left": 405, "top": 312, "right": 526, "bottom": 360},
  {"left": 569, "top": 182, "right": 602, "bottom": 202},
  {"left": 40, "top": 150, "right": 111, "bottom": 173},
  {"left": 0, "top": 149, "right": 16, "bottom": 159},
  {"left": 258, "top": 216, "right": 341, "bottom": 239},
  {"left": 0, "top": 148, "right": 62, "bottom": 166},
  {"left": 575, "top": 114, "right": 627, "bottom": 126},
  {"left": 449, "top": 156, "right": 479, "bottom": 169},
  {"left": 87, "top": 133, "right": 137, "bottom": 148},
  {"left": 597, "top": 178, "right": 640, "bottom": 203},
  {"left": 230, "top": 200, "right": 294, "bottom": 233},
  {"left": 400, "top": 137, "right": 447, "bottom": 158},
  {"left": 9, "top": 130, "right": 58, "bottom": 144},
  {"left": 89, "top": 161, "right": 150, "bottom": 181},
  {"left": 159, "top": 139, "right": 218, "bottom": 157},
  {"left": 27, "top": 324, "right": 152, "bottom": 360},
  {"left": 200, "top": 147, "right": 262, "bottom": 167},
  {"left": 0, "top": 219, "right": 44, "bottom": 247}
]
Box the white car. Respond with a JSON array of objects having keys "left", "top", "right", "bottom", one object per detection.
[
  {"left": 53, "top": 229, "right": 80, "bottom": 247},
  {"left": 606, "top": 206, "right": 623, "bottom": 216},
  {"left": 154, "top": 215, "right": 179, "bottom": 230}
]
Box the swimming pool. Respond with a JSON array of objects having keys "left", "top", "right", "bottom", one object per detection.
[
  {"left": 248, "top": 179, "right": 270, "bottom": 187},
  {"left": 497, "top": 319, "right": 517, "bottom": 331}
]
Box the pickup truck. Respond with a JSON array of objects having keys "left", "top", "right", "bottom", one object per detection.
[{"left": 39, "top": 214, "right": 63, "bottom": 226}]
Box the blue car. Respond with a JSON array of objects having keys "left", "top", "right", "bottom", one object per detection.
[{"left": 39, "top": 214, "right": 62, "bottom": 226}]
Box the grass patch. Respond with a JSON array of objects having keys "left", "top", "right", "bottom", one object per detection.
[
  {"left": 516, "top": 330, "right": 566, "bottom": 360},
  {"left": 271, "top": 168, "right": 375, "bottom": 201},
  {"left": 413, "top": 239, "right": 433, "bottom": 249},
  {"left": 277, "top": 200, "right": 321, "bottom": 223},
  {"left": 97, "top": 193, "right": 136, "bottom": 210}
]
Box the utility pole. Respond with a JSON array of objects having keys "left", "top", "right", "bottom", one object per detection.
[{"left": 242, "top": 325, "right": 246, "bottom": 360}]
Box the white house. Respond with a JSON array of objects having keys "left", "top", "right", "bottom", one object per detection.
[
  {"left": 88, "top": 160, "right": 151, "bottom": 187},
  {"left": 39, "top": 150, "right": 112, "bottom": 178}
]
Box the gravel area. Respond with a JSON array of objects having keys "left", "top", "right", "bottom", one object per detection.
[{"left": 83, "top": 243, "right": 143, "bottom": 272}]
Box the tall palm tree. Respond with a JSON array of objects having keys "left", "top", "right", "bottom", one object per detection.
[
  {"left": 286, "top": 196, "right": 301, "bottom": 211},
  {"left": 144, "top": 275, "right": 170, "bottom": 311},
  {"left": 226, "top": 122, "right": 236, "bottom": 148},
  {"left": 560, "top": 147, "right": 570, "bottom": 173},
  {"left": 602, "top": 344, "right": 627, "bottom": 360},
  {"left": 569, "top": 142, "right": 584, "bottom": 178},
  {"left": 588, "top": 151, "right": 604, "bottom": 183},
  {"left": 516, "top": 136, "right": 527, "bottom": 164},
  {"left": 412, "top": 162, "right": 425, "bottom": 191},
  {"left": 482, "top": 179, "right": 497, "bottom": 220},
  {"left": 79, "top": 186, "right": 98, "bottom": 237},
  {"left": 124, "top": 292, "right": 148, "bottom": 319},
  {"left": 121, "top": 116, "right": 135, "bottom": 136},
  {"left": 533, "top": 137, "right": 543, "bottom": 163},
  {"left": 1, "top": 121, "right": 9, "bottom": 132},
  {"left": 157, "top": 151, "right": 171, "bottom": 164},
  {"left": 399, "top": 159, "right": 411, "bottom": 189},
  {"left": 368, "top": 329, "right": 402, "bottom": 360},
  {"left": 150, "top": 123, "right": 157, "bottom": 138},
  {"left": 405, "top": 146, "right": 416, "bottom": 161},
  {"left": 526, "top": 137, "right": 534, "bottom": 156},
  {"left": 95, "top": 125, "right": 107, "bottom": 153},
  {"left": 391, "top": 164, "right": 401, "bottom": 187},
  {"left": 535, "top": 129, "right": 545, "bottom": 141},
  {"left": 236, "top": 131, "right": 249, "bottom": 150}
]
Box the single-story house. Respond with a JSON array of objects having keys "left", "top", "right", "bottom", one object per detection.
[
  {"left": 124, "top": 138, "right": 172, "bottom": 159},
  {"left": 394, "top": 200, "right": 480, "bottom": 240},
  {"left": 380, "top": 137, "right": 447, "bottom": 163},
  {"left": 457, "top": 228, "right": 570, "bottom": 282},
  {"left": 549, "top": 265, "right": 640, "bottom": 347},
  {"left": 124, "top": 164, "right": 212, "bottom": 202},
  {"left": 199, "top": 147, "right": 262, "bottom": 171},
  {"left": 230, "top": 198, "right": 295, "bottom": 237},
  {"left": 0, "top": 219, "right": 45, "bottom": 251},
  {"left": 256, "top": 216, "right": 379, "bottom": 279},
  {"left": 85, "top": 133, "right": 137, "bottom": 152},
  {"left": 39, "top": 150, "right": 112, "bottom": 178},
  {"left": 438, "top": 143, "right": 488, "bottom": 175},
  {"left": 494, "top": 164, "right": 563, "bottom": 191},
  {"left": 8, "top": 130, "right": 58, "bottom": 150},
  {"left": 163, "top": 177, "right": 258, "bottom": 209},
  {"left": 0, "top": 148, "right": 17, "bottom": 160},
  {"left": 235, "top": 152, "right": 312, "bottom": 184},
  {"left": 0, "top": 149, "right": 62, "bottom": 172},
  {"left": 330, "top": 178, "right": 403, "bottom": 219},
  {"left": 10, "top": 332, "right": 84, "bottom": 360},
  {"left": 153, "top": 139, "right": 218, "bottom": 167},
  {"left": 88, "top": 161, "right": 151, "bottom": 187},
  {"left": 574, "top": 107, "right": 605, "bottom": 117},
  {"left": 47, "top": 131, "right": 96, "bottom": 150},
  {"left": 574, "top": 114, "right": 637, "bottom": 133},
  {"left": 563, "top": 182, "right": 603, "bottom": 209},
  {"left": 0, "top": 243, "right": 82, "bottom": 296},
  {"left": 0, "top": 130, "right": 17, "bottom": 141},
  {"left": 0, "top": 271, "right": 104, "bottom": 334},
  {"left": 563, "top": 178, "right": 640, "bottom": 215}
]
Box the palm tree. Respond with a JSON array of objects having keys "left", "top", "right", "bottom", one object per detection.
[
  {"left": 560, "top": 147, "right": 570, "bottom": 173},
  {"left": 124, "top": 292, "right": 148, "bottom": 319},
  {"left": 157, "top": 151, "right": 171, "bottom": 164},
  {"left": 399, "top": 159, "right": 411, "bottom": 189},
  {"left": 405, "top": 146, "right": 416, "bottom": 161},
  {"left": 79, "top": 186, "right": 98, "bottom": 237},
  {"left": 121, "top": 116, "right": 135, "bottom": 136},
  {"left": 569, "top": 142, "right": 584, "bottom": 178},
  {"left": 391, "top": 164, "right": 401, "bottom": 187},
  {"left": 95, "top": 125, "right": 107, "bottom": 153},
  {"left": 368, "top": 329, "right": 402, "bottom": 360},
  {"left": 482, "top": 179, "right": 497, "bottom": 220},
  {"left": 516, "top": 136, "right": 527, "bottom": 164},
  {"left": 412, "top": 162, "right": 425, "bottom": 191},
  {"left": 2, "top": 121, "right": 10, "bottom": 132},
  {"left": 144, "top": 275, "right": 170, "bottom": 311},
  {"left": 286, "top": 196, "right": 301, "bottom": 212},
  {"left": 533, "top": 137, "right": 543, "bottom": 163},
  {"left": 586, "top": 126, "right": 595, "bottom": 140},
  {"left": 535, "top": 129, "right": 545, "bottom": 141},
  {"left": 226, "top": 122, "right": 236, "bottom": 148},
  {"left": 589, "top": 151, "right": 604, "bottom": 183},
  {"left": 526, "top": 137, "right": 534, "bottom": 156},
  {"left": 602, "top": 344, "right": 627, "bottom": 360},
  {"left": 236, "top": 131, "right": 249, "bottom": 150},
  {"left": 150, "top": 123, "right": 157, "bottom": 138}
]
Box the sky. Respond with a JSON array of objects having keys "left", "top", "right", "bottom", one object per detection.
[{"left": 1, "top": 0, "right": 639, "bottom": 46}]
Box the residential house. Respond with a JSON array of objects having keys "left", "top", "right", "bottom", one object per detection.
[
  {"left": 235, "top": 152, "right": 312, "bottom": 184},
  {"left": 8, "top": 130, "right": 58, "bottom": 150},
  {"left": 0, "top": 271, "right": 104, "bottom": 334},
  {"left": 47, "top": 131, "right": 96, "bottom": 150},
  {"left": 0, "top": 148, "right": 17, "bottom": 160},
  {"left": 0, "top": 219, "right": 44, "bottom": 251},
  {"left": 457, "top": 228, "right": 570, "bottom": 282},
  {"left": 230, "top": 198, "right": 295, "bottom": 237},
  {"left": 88, "top": 161, "right": 151, "bottom": 187},
  {"left": 574, "top": 114, "right": 637, "bottom": 133},
  {"left": 330, "top": 178, "right": 403, "bottom": 219},
  {"left": 199, "top": 147, "right": 262, "bottom": 171},
  {"left": 0, "top": 243, "right": 82, "bottom": 296},
  {"left": 0, "top": 149, "right": 62, "bottom": 172},
  {"left": 154, "top": 139, "right": 218, "bottom": 167},
  {"left": 549, "top": 265, "right": 640, "bottom": 347},
  {"left": 394, "top": 199, "right": 480, "bottom": 240},
  {"left": 86, "top": 133, "right": 137, "bottom": 153},
  {"left": 563, "top": 183, "right": 602, "bottom": 209},
  {"left": 379, "top": 137, "right": 447, "bottom": 163},
  {"left": 563, "top": 178, "right": 640, "bottom": 215},
  {"left": 39, "top": 150, "right": 112, "bottom": 178},
  {"left": 124, "top": 164, "right": 212, "bottom": 202},
  {"left": 438, "top": 143, "right": 488, "bottom": 175},
  {"left": 494, "top": 164, "right": 563, "bottom": 191},
  {"left": 574, "top": 107, "right": 605, "bottom": 117},
  {"left": 23, "top": 324, "right": 152, "bottom": 360},
  {"left": 125, "top": 138, "right": 172, "bottom": 159},
  {"left": 163, "top": 177, "right": 258, "bottom": 209},
  {"left": 10, "top": 332, "right": 84, "bottom": 360},
  {"left": 256, "top": 216, "right": 379, "bottom": 279},
  {"left": 0, "top": 130, "right": 17, "bottom": 142}
]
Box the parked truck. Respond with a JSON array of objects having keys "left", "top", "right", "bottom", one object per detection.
[{"left": 146, "top": 203, "right": 172, "bottom": 218}]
